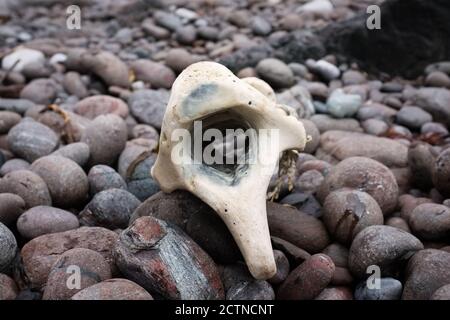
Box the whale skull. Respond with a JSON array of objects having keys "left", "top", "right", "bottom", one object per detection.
[{"left": 151, "top": 61, "right": 307, "bottom": 279}]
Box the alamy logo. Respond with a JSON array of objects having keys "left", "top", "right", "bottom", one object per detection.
[
  {"left": 366, "top": 265, "right": 381, "bottom": 290},
  {"left": 66, "top": 5, "right": 81, "bottom": 30},
  {"left": 66, "top": 265, "right": 81, "bottom": 290},
  {"left": 366, "top": 5, "right": 381, "bottom": 30}
]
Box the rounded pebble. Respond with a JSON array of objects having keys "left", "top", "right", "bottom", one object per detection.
[
  {"left": 0, "top": 169, "right": 52, "bottom": 208},
  {"left": 17, "top": 206, "right": 79, "bottom": 239},
  {"left": 409, "top": 203, "right": 450, "bottom": 240},
  {"left": 7, "top": 118, "right": 59, "bottom": 163},
  {"left": 43, "top": 248, "right": 111, "bottom": 300},
  {"left": 71, "top": 279, "right": 153, "bottom": 300},
  {"left": 31, "top": 156, "right": 88, "bottom": 208},
  {"left": 88, "top": 165, "right": 127, "bottom": 196},
  {"left": 0, "top": 193, "right": 26, "bottom": 226},
  {"left": 79, "top": 188, "right": 140, "bottom": 229},
  {"left": 81, "top": 114, "right": 128, "bottom": 166},
  {"left": 278, "top": 254, "right": 335, "bottom": 300},
  {"left": 349, "top": 225, "right": 423, "bottom": 278},
  {"left": 318, "top": 157, "right": 399, "bottom": 215},
  {"left": 354, "top": 278, "right": 403, "bottom": 300},
  {"left": 323, "top": 189, "right": 384, "bottom": 244},
  {"left": 0, "top": 223, "right": 17, "bottom": 272}
]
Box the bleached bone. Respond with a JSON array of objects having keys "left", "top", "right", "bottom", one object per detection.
[{"left": 151, "top": 62, "right": 307, "bottom": 279}]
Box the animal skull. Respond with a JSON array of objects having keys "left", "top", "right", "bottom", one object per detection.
[{"left": 151, "top": 61, "right": 307, "bottom": 279}]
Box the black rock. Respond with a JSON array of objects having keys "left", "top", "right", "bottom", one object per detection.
[
  {"left": 322, "top": 0, "right": 450, "bottom": 78},
  {"left": 219, "top": 45, "right": 273, "bottom": 73}
]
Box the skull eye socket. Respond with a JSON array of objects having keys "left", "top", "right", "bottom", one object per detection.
[{"left": 190, "top": 110, "right": 254, "bottom": 181}]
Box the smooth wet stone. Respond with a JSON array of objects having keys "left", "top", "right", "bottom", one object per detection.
[
  {"left": 227, "top": 279, "right": 274, "bottom": 300},
  {"left": 268, "top": 250, "right": 290, "bottom": 285},
  {"left": 342, "top": 70, "right": 367, "bottom": 86},
  {"left": 409, "top": 203, "right": 450, "bottom": 240},
  {"left": 421, "top": 122, "right": 448, "bottom": 135},
  {"left": 88, "top": 165, "right": 127, "bottom": 196},
  {"left": 251, "top": 17, "right": 272, "bottom": 36},
  {"left": 130, "top": 60, "right": 175, "bottom": 89},
  {"left": 311, "top": 114, "right": 363, "bottom": 133},
  {"left": 175, "top": 25, "right": 197, "bottom": 45},
  {"left": 0, "top": 169, "right": 52, "bottom": 208},
  {"left": 280, "top": 192, "right": 322, "bottom": 218},
  {"left": 354, "top": 278, "right": 403, "bottom": 300},
  {"left": 141, "top": 19, "right": 170, "bottom": 39},
  {"left": 361, "top": 118, "right": 389, "bottom": 136},
  {"left": 323, "top": 190, "right": 384, "bottom": 245},
  {"left": 221, "top": 263, "right": 274, "bottom": 300},
  {"left": 0, "top": 274, "right": 18, "bottom": 300},
  {"left": 31, "top": 156, "right": 88, "bottom": 208},
  {"left": 271, "top": 236, "right": 311, "bottom": 267},
  {"left": 131, "top": 191, "right": 241, "bottom": 264},
  {"left": 408, "top": 143, "right": 435, "bottom": 190},
  {"left": 318, "top": 157, "right": 399, "bottom": 215},
  {"left": 403, "top": 249, "right": 450, "bottom": 300},
  {"left": 51, "top": 142, "right": 90, "bottom": 167},
  {"left": 132, "top": 124, "right": 159, "bottom": 141},
  {"left": 20, "top": 79, "right": 57, "bottom": 105},
  {"left": 331, "top": 266, "right": 354, "bottom": 286},
  {"left": 297, "top": 159, "right": 331, "bottom": 176},
  {"left": 43, "top": 248, "right": 111, "bottom": 300},
  {"left": 277, "top": 84, "right": 315, "bottom": 117},
  {"left": 256, "top": 58, "right": 295, "bottom": 88},
  {"left": 82, "top": 51, "right": 129, "bottom": 88},
  {"left": 154, "top": 10, "right": 183, "bottom": 31},
  {"left": 74, "top": 95, "right": 129, "bottom": 120},
  {"left": 125, "top": 152, "right": 160, "bottom": 201},
  {"left": 17, "top": 206, "right": 79, "bottom": 239},
  {"left": 386, "top": 217, "right": 411, "bottom": 233},
  {"left": 118, "top": 143, "right": 153, "bottom": 178},
  {"left": 0, "top": 223, "right": 17, "bottom": 273},
  {"left": 71, "top": 278, "right": 153, "bottom": 300},
  {"left": 165, "top": 48, "right": 201, "bottom": 74},
  {"left": 128, "top": 89, "right": 169, "bottom": 130},
  {"left": 396, "top": 106, "right": 432, "bottom": 129},
  {"left": 306, "top": 59, "right": 340, "bottom": 81},
  {"left": 432, "top": 148, "right": 450, "bottom": 197},
  {"left": 0, "top": 98, "right": 34, "bottom": 115},
  {"left": 300, "top": 119, "right": 320, "bottom": 153},
  {"left": 0, "top": 193, "right": 25, "bottom": 226},
  {"left": 326, "top": 89, "right": 362, "bottom": 118},
  {"left": 81, "top": 114, "right": 127, "bottom": 166},
  {"left": 63, "top": 71, "right": 88, "bottom": 98},
  {"left": 399, "top": 195, "right": 433, "bottom": 222},
  {"left": 431, "top": 284, "right": 450, "bottom": 300},
  {"left": 278, "top": 254, "right": 335, "bottom": 300},
  {"left": 356, "top": 103, "right": 397, "bottom": 122},
  {"left": 322, "top": 243, "right": 349, "bottom": 268},
  {"left": 349, "top": 225, "right": 423, "bottom": 278},
  {"left": 0, "top": 111, "right": 21, "bottom": 134},
  {"left": 0, "top": 158, "right": 30, "bottom": 176},
  {"left": 267, "top": 201, "right": 330, "bottom": 253},
  {"left": 79, "top": 188, "right": 140, "bottom": 229},
  {"left": 114, "top": 216, "right": 224, "bottom": 300},
  {"left": 2, "top": 48, "right": 45, "bottom": 72},
  {"left": 408, "top": 87, "right": 450, "bottom": 126},
  {"left": 315, "top": 287, "right": 353, "bottom": 300},
  {"left": 319, "top": 130, "right": 408, "bottom": 168},
  {"left": 294, "top": 169, "right": 324, "bottom": 193},
  {"left": 21, "top": 226, "right": 118, "bottom": 289},
  {"left": 8, "top": 118, "right": 59, "bottom": 162}
]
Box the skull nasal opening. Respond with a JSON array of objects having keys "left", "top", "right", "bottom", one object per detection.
[{"left": 189, "top": 110, "right": 254, "bottom": 179}]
